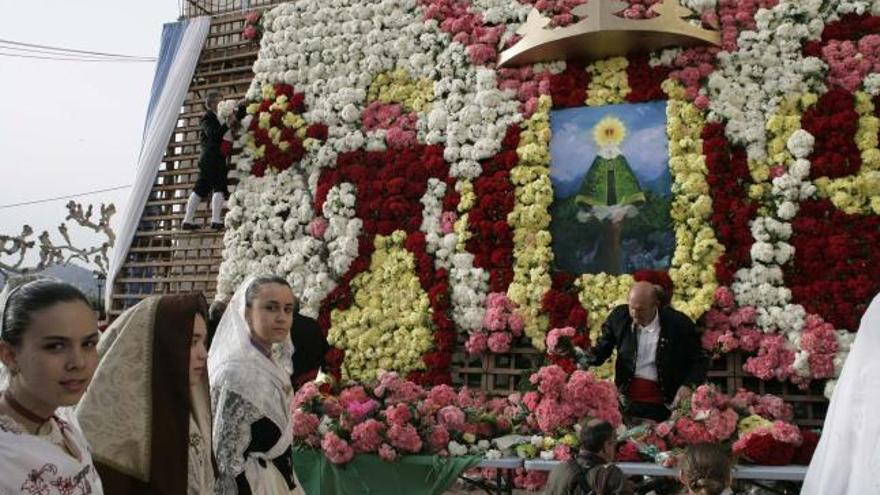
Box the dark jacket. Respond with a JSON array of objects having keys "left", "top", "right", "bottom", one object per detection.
[
  {"left": 290, "top": 313, "right": 329, "bottom": 388},
  {"left": 198, "top": 110, "right": 228, "bottom": 174},
  {"left": 587, "top": 304, "right": 707, "bottom": 404},
  {"left": 544, "top": 451, "right": 634, "bottom": 495}
]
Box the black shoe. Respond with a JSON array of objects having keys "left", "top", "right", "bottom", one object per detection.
[
  {"left": 181, "top": 222, "right": 198, "bottom": 231},
  {"left": 211, "top": 222, "right": 225, "bottom": 231}
]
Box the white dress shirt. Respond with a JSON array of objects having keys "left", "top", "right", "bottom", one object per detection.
[{"left": 634, "top": 311, "right": 660, "bottom": 381}]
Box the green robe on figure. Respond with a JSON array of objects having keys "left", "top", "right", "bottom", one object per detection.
[{"left": 575, "top": 154, "right": 645, "bottom": 207}]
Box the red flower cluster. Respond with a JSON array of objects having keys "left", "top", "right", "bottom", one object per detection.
[
  {"left": 804, "top": 13, "right": 880, "bottom": 55},
  {"left": 541, "top": 272, "right": 589, "bottom": 373},
  {"left": 735, "top": 430, "right": 798, "bottom": 466},
  {"left": 800, "top": 88, "right": 861, "bottom": 179},
  {"left": 702, "top": 122, "right": 757, "bottom": 285},
  {"left": 785, "top": 199, "right": 880, "bottom": 331},
  {"left": 549, "top": 62, "right": 590, "bottom": 109},
  {"left": 315, "top": 145, "right": 457, "bottom": 384},
  {"left": 625, "top": 55, "right": 671, "bottom": 103},
  {"left": 248, "top": 84, "right": 327, "bottom": 177},
  {"left": 467, "top": 124, "right": 520, "bottom": 292}
]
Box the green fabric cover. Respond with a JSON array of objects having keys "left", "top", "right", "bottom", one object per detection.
[{"left": 292, "top": 448, "right": 481, "bottom": 495}]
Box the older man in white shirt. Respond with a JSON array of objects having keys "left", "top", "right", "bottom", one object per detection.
[{"left": 586, "top": 281, "right": 708, "bottom": 421}]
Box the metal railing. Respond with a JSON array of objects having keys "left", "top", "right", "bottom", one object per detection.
[{"left": 179, "top": 0, "right": 283, "bottom": 18}]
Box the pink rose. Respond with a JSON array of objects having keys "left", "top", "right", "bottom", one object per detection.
[{"left": 437, "top": 405, "right": 466, "bottom": 431}]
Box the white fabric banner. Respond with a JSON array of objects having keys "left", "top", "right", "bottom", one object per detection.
[{"left": 106, "top": 17, "right": 210, "bottom": 311}]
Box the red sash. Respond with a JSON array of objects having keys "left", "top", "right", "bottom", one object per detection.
[{"left": 629, "top": 377, "right": 665, "bottom": 405}]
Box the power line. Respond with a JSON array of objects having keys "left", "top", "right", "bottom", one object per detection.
[
  {"left": 0, "top": 44, "right": 155, "bottom": 60},
  {"left": 0, "top": 51, "right": 156, "bottom": 63},
  {"left": 0, "top": 185, "right": 132, "bottom": 209},
  {"left": 0, "top": 39, "right": 157, "bottom": 60}
]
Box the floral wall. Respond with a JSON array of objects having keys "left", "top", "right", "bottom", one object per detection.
[{"left": 218, "top": 0, "right": 880, "bottom": 397}]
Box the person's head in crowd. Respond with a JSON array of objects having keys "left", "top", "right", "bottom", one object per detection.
[
  {"left": 244, "top": 275, "right": 296, "bottom": 348},
  {"left": 207, "top": 298, "right": 228, "bottom": 348},
  {"left": 580, "top": 419, "right": 617, "bottom": 461},
  {"left": 0, "top": 278, "right": 99, "bottom": 419},
  {"left": 628, "top": 281, "right": 662, "bottom": 327},
  {"left": 204, "top": 90, "right": 222, "bottom": 113},
  {"left": 679, "top": 443, "right": 732, "bottom": 495}
]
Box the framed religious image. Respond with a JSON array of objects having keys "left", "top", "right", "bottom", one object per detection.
[{"left": 549, "top": 101, "right": 674, "bottom": 275}]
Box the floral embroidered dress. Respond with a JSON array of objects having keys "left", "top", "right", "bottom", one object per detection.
[{"left": 0, "top": 408, "right": 104, "bottom": 495}]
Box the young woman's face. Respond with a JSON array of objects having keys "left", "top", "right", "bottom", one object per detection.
[
  {"left": 1, "top": 301, "right": 99, "bottom": 410},
  {"left": 245, "top": 283, "right": 295, "bottom": 345},
  {"left": 189, "top": 314, "right": 208, "bottom": 385}
]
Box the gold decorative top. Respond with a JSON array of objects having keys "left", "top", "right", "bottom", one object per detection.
[{"left": 498, "top": 0, "right": 721, "bottom": 67}]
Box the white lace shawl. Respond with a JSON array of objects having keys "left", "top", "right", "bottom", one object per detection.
[{"left": 208, "top": 276, "right": 293, "bottom": 445}]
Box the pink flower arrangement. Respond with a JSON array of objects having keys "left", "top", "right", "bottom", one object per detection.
[
  {"left": 798, "top": 315, "right": 839, "bottom": 379},
  {"left": 662, "top": 384, "right": 739, "bottom": 446},
  {"left": 437, "top": 405, "right": 467, "bottom": 431},
  {"left": 322, "top": 431, "right": 355, "bottom": 464},
  {"left": 702, "top": 288, "right": 766, "bottom": 355},
  {"left": 378, "top": 443, "right": 398, "bottom": 462},
  {"left": 241, "top": 10, "right": 263, "bottom": 41},
  {"left": 821, "top": 38, "right": 878, "bottom": 92},
  {"left": 731, "top": 389, "right": 793, "bottom": 421},
  {"left": 351, "top": 419, "right": 386, "bottom": 453},
  {"left": 419, "top": 0, "right": 504, "bottom": 64},
  {"left": 525, "top": 365, "right": 622, "bottom": 435},
  {"left": 361, "top": 102, "right": 419, "bottom": 149},
  {"left": 384, "top": 403, "right": 413, "bottom": 426},
  {"left": 513, "top": 468, "right": 549, "bottom": 491},
  {"left": 466, "top": 292, "right": 524, "bottom": 355},
  {"left": 388, "top": 423, "right": 423, "bottom": 453}
]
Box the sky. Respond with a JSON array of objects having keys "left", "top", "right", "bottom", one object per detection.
[
  {"left": 0, "top": 0, "right": 180, "bottom": 270},
  {"left": 549, "top": 100, "right": 670, "bottom": 198}
]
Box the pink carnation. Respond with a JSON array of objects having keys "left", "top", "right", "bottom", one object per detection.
[
  {"left": 553, "top": 444, "right": 572, "bottom": 461},
  {"left": 487, "top": 331, "right": 513, "bottom": 353},
  {"left": 546, "top": 327, "right": 575, "bottom": 355},
  {"left": 351, "top": 419, "right": 385, "bottom": 453},
  {"left": 387, "top": 423, "right": 423, "bottom": 453},
  {"left": 437, "top": 405, "right": 467, "bottom": 431},
  {"left": 307, "top": 217, "right": 329, "bottom": 238},
  {"left": 384, "top": 403, "right": 412, "bottom": 426},
  {"left": 378, "top": 443, "right": 398, "bottom": 462},
  {"left": 427, "top": 425, "right": 450, "bottom": 453},
  {"left": 465, "top": 332, "right": 488, "bottom": 355},
  {"left": 291, "top": 410, "right": 320, "bottom": 438},
  {"left": 440, "top": 211, "right": 457, "bottom": 234},
  {"left": 321, "top": 431, "right": 354, "bottom": 464},
  {"left": 513, "top": 468, "right": 549, "bottom": 491},
  {"left": 427, "top": 384, "right": 458, "bottom": 408}
]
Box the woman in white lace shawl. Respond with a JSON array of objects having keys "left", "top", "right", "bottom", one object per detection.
[
  {"left": 802, "top": 292, "right": 880, "bottom": 494},
  {"left": 76, "top": 293, "right": 215, "bottom": 494},
  {"left": 0, "top": 277, "right": 104, "bottom": 494},
  {"left": 209, "top": 275, "right": 298, "bottom": 494}
]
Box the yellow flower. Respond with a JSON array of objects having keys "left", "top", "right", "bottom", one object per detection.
[
  {"left": 367, "top": 68, "right": 435, "bottom": 113},
  {"left": 328, "top": 231, "right": 435, "bottom": 382},
  {"left": 260, "top": 83, "right": 276, "bottom": 101},
  {"left": 586, "top": 57, "right": 630, "bottom": 106},
  {"left": 738, "top": 415, "right": 772, "bottom": 435}
]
